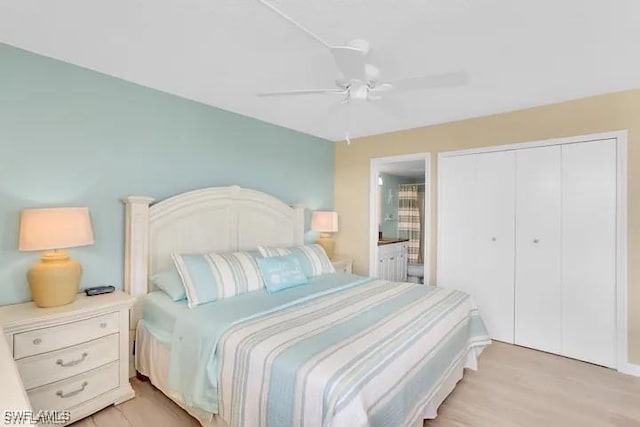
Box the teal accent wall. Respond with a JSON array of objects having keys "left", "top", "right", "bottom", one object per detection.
[
  {"left": 0, "top": 44, "right": 334, "bottom": 305},
  {"left": 379, "top": 174, "right": 424, "bottom": 238}
]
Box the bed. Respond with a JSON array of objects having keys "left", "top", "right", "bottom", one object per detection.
[{"left": 122, "top": 186, "right": 490, "bottom": 427}]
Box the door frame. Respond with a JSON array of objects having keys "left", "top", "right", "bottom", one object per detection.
[
  {"left": 369, "top": 153, "right": 432, "bottom": 284},
  {"left": 437, "top": 130, "right": 633, "bottom": 375}
]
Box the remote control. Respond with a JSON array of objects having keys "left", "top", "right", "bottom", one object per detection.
[{"left": 85, "top": 285, "right": 116, "bottom": 296}]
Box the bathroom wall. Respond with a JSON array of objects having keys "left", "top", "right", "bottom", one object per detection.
[{"left": 379, "top": 173, "right": 424, "bottom": 238}]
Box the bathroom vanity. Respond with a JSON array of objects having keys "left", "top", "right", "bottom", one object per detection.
[{"left": 377, "top": 238, "right": 409, "bottom": 282}]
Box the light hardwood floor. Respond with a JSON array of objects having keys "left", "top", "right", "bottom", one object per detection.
[{"left": 72, "top": 342, "right": 640, "bottom": 427}]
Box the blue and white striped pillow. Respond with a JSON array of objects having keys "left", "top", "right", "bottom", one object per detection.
[
  {"left": 172, "top": 251, "right": 264, "bottom": 308},
  {"left": 257, "top": 244, "right": 335, "bottom": 278}
]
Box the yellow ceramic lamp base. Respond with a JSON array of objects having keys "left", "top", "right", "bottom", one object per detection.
[
  {"left": 28, "top": 251, "right": 82, "bottom": 308},
  {"left": 317, "top": 233, "right": 336, "bottom": 260}
]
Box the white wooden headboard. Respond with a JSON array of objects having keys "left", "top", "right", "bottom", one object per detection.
[{"left": 121, "top": 185, "right": 305, "bottom": 327}]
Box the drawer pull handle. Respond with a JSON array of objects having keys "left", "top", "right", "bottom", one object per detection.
[
  {"left": 32, "top": 338, "right": 42, "bottom": 345},
  {"left": 56, "top": 352, "right": 88, "bottom": 367},
  {"left": 56, "top": 381, "right": 88, "bottom": 399},
  {"left": 99, "top": 322, "right": 107, "bottom": 329}
]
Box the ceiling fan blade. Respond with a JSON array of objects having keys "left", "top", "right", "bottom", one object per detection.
[
  {"left": 331, "top": 46, "right": 366, "bottom": 81},
  {"left": 386, "top": 71, "right": 469, "bottom": 92},
  {"left": 258, "top": 89, "right": 346, "bottom": 97}
]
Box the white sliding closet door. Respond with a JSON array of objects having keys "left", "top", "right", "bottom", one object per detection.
[
  {"left": 515, "top": 146, "right": 562, "bottom": 353},
  {"left": 473, "top": 151, "right": 515, "bottom": 343},
  {"left": 438, "top": 155, "right": 476, "bottom": 295},
  {"left": 562, "top": 139, "right": 617, "bottom": 368}
]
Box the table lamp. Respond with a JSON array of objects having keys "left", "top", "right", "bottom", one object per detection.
[
  {"left": 311, "top": 211, "right": 338, "bottom": 260},
  {"left": 18, "top": 207, "right": 95, "bottom": 308}
]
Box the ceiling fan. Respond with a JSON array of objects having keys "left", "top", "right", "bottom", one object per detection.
[{"left": 256, "top": 0, "right": 469, "bottom": 142}]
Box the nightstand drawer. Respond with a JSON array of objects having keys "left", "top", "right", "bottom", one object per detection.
[
  {"left": 27, "top": 361, "right": 119, "bottom": 413},
  {"left": 13, "top": 312, "right": 119, "bottom": 359},
  {"left": 17, "top": 334, "right": 119, "bottom": 390}
]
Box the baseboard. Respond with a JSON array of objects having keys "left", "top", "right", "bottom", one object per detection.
[
  {"left": 619, "top": 362, "right": 640, "bottom": 377},
  {"left": 114, "top": 383, "right": 136, "bottom": 405}
]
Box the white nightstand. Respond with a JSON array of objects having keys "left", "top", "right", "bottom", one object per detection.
[
  {"left": 332, "top": 256, "right": 354, "bottom": 274},
  {"left": 0, "top": 291, "right": 134, "bottom": 425}
]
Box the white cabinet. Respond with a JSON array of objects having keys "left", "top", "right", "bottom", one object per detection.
[
  {"left": 438, "top": 136, "right": 621, "bottom": 368},
  {"left": 377, "top": 242, "right": 408, "bottom": 282},
  {"left": 0, "top": 292, "right": 135, "bottom": 425},
  {"left": 515, "top": 145, "right": 562, "bottom": 354}
]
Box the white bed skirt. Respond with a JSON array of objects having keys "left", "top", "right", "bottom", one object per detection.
[{"left": 135, "top": 321, "right": 481, "bottom": 427}]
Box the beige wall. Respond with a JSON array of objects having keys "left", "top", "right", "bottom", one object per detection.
[{"left": 334, "top": 89, "right": 640, "bottom": 364}]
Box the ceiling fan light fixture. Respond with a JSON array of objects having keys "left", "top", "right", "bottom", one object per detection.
[
  {"left": 351, "top": 85, "right": 369, "bottom": 100},
  {"left": 364, "top": 64, "right": 380, "bottom": 81}
]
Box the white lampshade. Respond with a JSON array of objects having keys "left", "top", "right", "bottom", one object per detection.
[
  {"left": 311, "top": 211, "right": 339, "bottom": 233},
  {"left": 19, "top": 207, "right": 95, "bottom": 252}
]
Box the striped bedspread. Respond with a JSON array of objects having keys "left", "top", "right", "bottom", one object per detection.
[{"left": 217, "top": 279, "right": 490, "bottom": 427}]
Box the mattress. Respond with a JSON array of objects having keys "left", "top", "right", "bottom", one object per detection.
[{"left": 141, "top": 291, "right": 190, "bottom": 345}]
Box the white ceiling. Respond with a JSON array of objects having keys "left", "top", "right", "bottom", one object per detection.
[{"left": 1, "top": 0, "right": 639, "bottom": 141}]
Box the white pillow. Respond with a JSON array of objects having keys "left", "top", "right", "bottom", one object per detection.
[{"left": 172, "top": 251, "right": 264, "bottom": 308}]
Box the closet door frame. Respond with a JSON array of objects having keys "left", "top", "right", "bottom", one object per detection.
[{"left": 436, "top": 130, "right": 631, "bottom": 375}]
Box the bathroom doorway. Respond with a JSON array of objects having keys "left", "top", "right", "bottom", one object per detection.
[{"left": 369, "top": 153, "right": 431, "bottom": 284}]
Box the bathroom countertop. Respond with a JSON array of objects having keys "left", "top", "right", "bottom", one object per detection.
[{"left": 377, "top": 237, "right": 410, "bottom": 246}]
